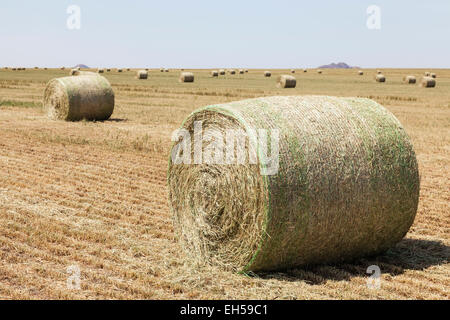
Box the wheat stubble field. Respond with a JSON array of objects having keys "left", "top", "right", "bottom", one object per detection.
[{"left": 0, "top": 68, "right": 448, "bottom": 299}]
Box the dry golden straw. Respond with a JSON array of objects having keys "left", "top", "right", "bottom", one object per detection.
[
  {"left": 421, "top": 76, "right": 436, "bottom": 88},
  {"left": 168, "top": 95, "right": 420, "bottom": 272},
  {"left": 179, "top": 72, "right": 194, "bottom": 82},
  {"left": 277, "top": 75, "right": 297, "bottom": 88},
  {"left": 43, "top": 75, "right": 115, "bottom": 121},
  {"left": 136, "top": 70, "right": 148, "bottom": 79}
]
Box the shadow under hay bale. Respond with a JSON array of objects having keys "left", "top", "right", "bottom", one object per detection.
[
  {"left": 43, "top": 75, "right": 115, "bottom": 121},
  {"left": 168, "top": 95, "right": 419, "bottom": 272}
]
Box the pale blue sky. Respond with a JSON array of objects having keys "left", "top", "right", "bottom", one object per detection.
[{"left": 1, "top": 0, "right": 449, "bottom": 68}]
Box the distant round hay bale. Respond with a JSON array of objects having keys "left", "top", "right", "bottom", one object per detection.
[
  {"left": 239, "top": 69, "right": 244, "bottom": 74},
  {"left": 60, "top": 67, "right": 65, "bottom": 70},
  {"left": 211, "top": 70, "right": 219, "bottom": 77},
  {"left": 34, "top": 67, "right": 39, "bottom": 70},
  {"left": 245, "top": 69, "right": 249, "bottom": 73},
  {"left": 303, "top": 69, "right": 307, "bottom": 73},
  {"left": 69, "top": 69, "right": 77, "bottom": 76},
  {"left": 12, "top": 68, "right": 17, "bottom": 71},
  {"left": 106, "top": 68, "right": 111, "bottom": 72},
  {"left": 421, "top": 76, "right": 436, "bottom": 88},
  {"left": 424, "top": 72, "right": 430, "bottom": 76},
  {"left": 219, "top": 69, "right": 226, "bottom": 75},
  {"left": 97, "top": 68, "right": 105, "bottom": 74},
  {"left": 229, "top": 69, "right": 236, "bottom": 75},
  {"left": 71, "top": 70, "right": 97, "bottom": 76},
  {"left": 168, "top": 95, "right": 420, "bottom": 272},
  {"left": 358, "top": 70, "right": 364, "bottom": 75},
  {"left": 377, "top": 70, "right": 382, "bottom": 74},
  {"left": 76, "top": 67, "right": 81, "bottom": 71},
  {"left": 277, "top": 75, "right": 297, "bottom": 88},
  {"left": 317, "top": 69, "right": 322, "bottom": 74},
  {"left": 43, "top": 75, "right": 114, "bottom": 121},
  {"left": 376, "top": 74, "right": 386, "bottom": 82},
  {"left": 127, "top": 68, "right": 130, "bottom": 71},
  {"left": 291, "top": 69, "right": 295, "bottom": 73},
  {"left": 117, "top": 69, "right": 123, "bottom": 72},
  {"left": 430, "top": 73, "right": 436, "bottom": 78},
  {"left": 403, "top": 75, "right": 416, "bottom": 84},
  {"left": 136, "top": 70, "right": 148, "bottom": 79},
  {"left": 264, "top": 71, "right": 271, "bottom": 77},
  {"left": 44, "top": 67, "right": 48, "bottom": 70},
  {"left": 179, "top": 72, "right": 194, "bottom": 83},
  {"left": 160, "top": 68, "right": 164, "bottom": 72},
  {"left": 165, "top": 68, "right": 169, "bottom": 72}
]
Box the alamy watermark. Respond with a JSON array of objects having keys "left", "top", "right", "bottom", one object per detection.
[
  {"left": 366, "top": 265, "right": 381, "bottom": 289},
  {"left": 171, "top": 121, "right": 280, "bottom": 176},
  {"left": 67, "top": 265, "right": 81, "bottom": 290},
  {"left": 67, "top": 5, "right": 81, "bottom": 30},
  {"left": 366, "top": 5, "right": 381, "bottom": 30}
]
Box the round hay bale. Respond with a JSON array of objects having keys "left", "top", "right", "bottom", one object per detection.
[
  {"left": 424, "top": 72, "right": 430, "bottom": 76},
  {"left": 229, "top": 69, "right": 236, "bottom": 75},
  {"left": 358, "top": 70, "right": 364, "bottom": 75},
  {"left": 12, "top": 68, "right": 17, "bottom": 71},
  {"left": 430, "top": 73, "right": 436, "bottom": 78},
  {"left": 43, "top": 75, "right": 114, "bottom": 121},
  {"left": 179, "top": 72, "right": 194, "bottom": 83},
  {"left": 317, "top": 70, "right": 322, "bottom": 74},
  {"left": 72, "top": 70, "right": 97, "bottom": 76},
  {"left": 421, "top": 76, "right": 436, "bottom": 88},
  {"left": 303, "top": 69, "right": 307, "bottom": 73},
  {"left": 97, "top": 68, "right": 105, "bottom": 74},
  {"left": 127, "top": 68, "right": 130, "bottom": 71},
  {"left": 277, "top": 75, "right": 297, "bottom": 88},
  {"left": 60, "top": 67, "right": 65, "bottom": 70},
  {"left": 106, "top": 68, "right": 111, "bottom": 72},
  {"left": 291, "top": 69, "right": 295, "bottom": 74},
  {"left": 403, "top": 75, "right": 416, "bottom": 84},
  {"left": 211, "top": 70, "right": 219, "bottom": 77},
  {"left": 377, "top": 70, "right": 382, "bottom": 74},
  {"left": 168, "top": 95, "right": 420, "bottom": 272},
  {"left": 136, "top": 70, "right": 148, "bottom": 79},
  {"left": 117, "top": 69, "right": 123, "bottom": 72},
  {"left": 264, "top": 71, "right": 271, "bottom": 77},
  {"left": 160, "top": 68, "right": 164, "bottom": 72},
  {"left": 245, "top": 69, "right": 249, "bottom": 73},
  {"left": 376, "top": 74, "right": 386, "bottom": 82},
  {"left": 239, "top": 69, "right": 244, "bottom": 74},
  {"left": 69, "top": 69, "right": 78, "bottom": 76},
  {"left": 219, "top": 69, "right": 226, "bottom": 75}
]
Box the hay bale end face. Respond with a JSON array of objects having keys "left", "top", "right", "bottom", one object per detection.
[
  {"left": 211, "top": 70, "right": 219, "bottom": 77},
  {"left": 219, "top": 69, "right": 226, "bottom": 75},
  {"left": 404, "top": 75, "right": 416, "bottom": 84},
  {"left": 303, "top": 69, "right": 307, "bottom": 73},
  {"left": 317, "top": 70, "right": 322, "bottom": 74},
  {"left": 136, "top": 70, "right": 148, "bottom": 79},
  {"left": 229, "top": 69, "right": 236, "bottom": 75},
  {"left": 179, "top": 72, "right": 194, "bottom": 83},
  {"left": 43, "top": 75, "right": 115, "bottom": 121},
  {"left": 358, "top": 70, "right": 364, "bottom": 75},
  {"left": 117, "top": 69, "right": 123, "bottom": 72},
  {"left": 168, "top": 95, "right": 420, "bottom": 272},
  {"left": 431, "top": 73, "right": 436, "bottom": 78},
  {"left": 424, "top": 72, "right": 430, "bottom": 76},
  {"left": 277, "top": 75, "right": 297, "bottom": 88},
  {"left": 264, "top": 71, "right": 271, "bottom": 77},
  {"left": 239, "top": 69, "right": 244, "bottom": 74},
  {"left": 376, "top": 74, "right": 386, "bottom": 82},
  {"left": 97, "top": 68, "right": 104, "bottom": 74},
  {"left": 421, "top": 76, "right": 436, "bottom": 88}
]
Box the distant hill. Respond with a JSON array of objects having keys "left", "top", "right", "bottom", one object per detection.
[
  {"left": 318, "top": 62, "right": 359, "bottom": 69},
  {"left": 73, "top": 64, "right": 89, "bottom": 69}
]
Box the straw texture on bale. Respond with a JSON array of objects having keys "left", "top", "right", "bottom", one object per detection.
[
  {"left": 277, "top": 75, "right": 297, "bottom": 88},
  {"left": 211, "top": 70, "right": 219, "bottom": 77},
  {"left": 264, "top": 71, "right": 271, "bottom": 77},
  {"left": 179, "top": 72, "right": 194, "bottom": 83},
  {"left": 168, "top": 95, "right": 420, "bottom": 272},
  {"left": 421, "top": 76, "right": 436, "bottom": 88},
  {"left": 404, "top": 75, "right": 416, "bottom": 84},
  {"left": 376, "top": 74, "right": 386, "bottom": 82},
  {"left": 136, "top": 70, "right": 148, "bottom": 79},
  {"left": 219, "top": 69, "right": 225, "bottom": 75},
  {"left": 43, "top": 75, "right": 115, "bottom": 121}
]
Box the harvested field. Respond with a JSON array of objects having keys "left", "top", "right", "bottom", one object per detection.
[{"left": 0, "top": 68, "right": 448, "bottom": 299}]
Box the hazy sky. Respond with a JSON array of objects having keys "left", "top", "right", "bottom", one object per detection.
[{"left": 1, "top": 0, "right": 449, "bottom": 68}]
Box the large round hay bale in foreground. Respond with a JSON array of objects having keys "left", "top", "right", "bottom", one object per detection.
[
  {"left": 404, "top": 75, "right": 416, "bottom": 84},
  {"left": 264, "top": 71, "right": 271, "bottom": 77},
  {"left": 376, "top": 74, "right": 386, "bottom": 82},
  {"left": 168, "top": 96, "right": 419, "bottom": 272},
  {"left": 136, "top": 70, "right": 148, "bottom": 79},
  {"left": 421, "top": 76, "right": 436, "bottom": 88},
  {"left": 179, "top": 72, "right": 194, "bottom": 82},
  {"left": 43, "top": 75, "right": 114, "bottom": 121},
  {"left": 277, "top": 75, "right": 297, "bottom": 88}
]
